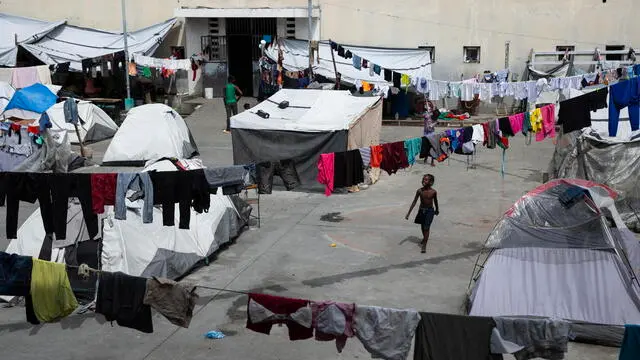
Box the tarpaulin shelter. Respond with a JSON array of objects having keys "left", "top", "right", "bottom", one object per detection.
[
  {"left": 20, "top": 18, "right": 177, "bottom": 71},
  {"left": 549, "top": 129, "right": 640, "bottom": 231},
  {"left": 468, "top": 179, "right": 640, "bottom": 346},
  {"left": 0, "top": 13, "right": 65, "bottom": 67},
  {"left": 1, "top": 82, "right": 57, "bottom": 120},
  {"left": 102, "top": 104, "right": 199, "bottom": 166},
  {"left": 46, "top": 100, "right": 118, "bottom": 144},
  {"left": 231, "top": 89, "right": 382, "bottom": 189},
  {"left": 265, "top": 39, "right": 432, "bottom": 87}
]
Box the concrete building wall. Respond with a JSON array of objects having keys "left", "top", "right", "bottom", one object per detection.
[{"left": 2, "top": 0, "right": 639, "bottom": 80}]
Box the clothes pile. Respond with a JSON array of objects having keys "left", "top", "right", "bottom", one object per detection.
[{"left": 0, "top": 121, "right": 45, "bottom": 171}]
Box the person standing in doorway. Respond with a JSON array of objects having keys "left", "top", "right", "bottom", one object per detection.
[
  {"left": 223, "top": 75, "right": 243, "bottom": 134},
  {"left": 405, "top": 174, "right": 439, "bottom": 253}
]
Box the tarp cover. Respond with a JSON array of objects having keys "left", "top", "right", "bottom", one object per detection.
[
  {"left": 1, "top": 82, "right": 57, "bottom": 119},
  {"left": 265, "top": 39, "right": 432, "bottom": 86},
  {"left": 0, "top": 13, "right": 65, "bottom": 67},
  {"left": 231, "top": 89, "right": 381, "bottom": 132},
  {"left": 549, "top": 129, "right": 640, "bottom": 231},
  {"left": 0, "top": 81, "right": 15, "bottom": 114},
  {"left": 102, "top": 103, "right": 198, "bottom": 165},
  {"left": 46, "top": 100, "right": 118, "bottom": 144},
  {"left": 22, "top": 18, "right": 176, "bottom": 71}
]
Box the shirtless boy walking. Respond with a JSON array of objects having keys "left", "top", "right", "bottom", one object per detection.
[{"left": 405, "top": 174, "right": 439, "bottom": 253}]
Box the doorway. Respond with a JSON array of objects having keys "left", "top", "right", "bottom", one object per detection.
[{"left": 226, "top": 18, "right": 277, "bottom": 96}]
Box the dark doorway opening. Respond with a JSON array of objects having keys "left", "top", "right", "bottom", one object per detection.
[{"left": 226, "top": 18, "right": 277, "bottom": 96}]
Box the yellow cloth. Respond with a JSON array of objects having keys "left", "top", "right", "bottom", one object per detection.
[
  {"left": 401, "top": 74, "right": 411, "bottom": 88},
  {"left": 30, "top": 258, "right": 78, "bottom": 322},
  {"left": 362, "top": 81, "right": 374, "bottom": 92},
  {"left": 530, "top": 108, "right": 543, "bottom": 133}
]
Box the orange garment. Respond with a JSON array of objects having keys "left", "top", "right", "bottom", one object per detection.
[
  {"left": 128, "top": 62, "right": 137, "bottom": 76},
  {"left": 370, "top": 145, "right": 383, "bottom": 168},
  {"left": 362, "top": 81, "right": 374, "bottom": 92}
]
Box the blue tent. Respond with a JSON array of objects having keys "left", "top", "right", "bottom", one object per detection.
[{"left": 2, "top": 83, "right": 57, "bottom": 119}]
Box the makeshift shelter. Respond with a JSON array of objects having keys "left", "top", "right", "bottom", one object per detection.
[
  {"left": 21, "top": 18, "right": 176, "bottom": 71},
  {"left": 265, "top": 39, "right": 432, "bottom": 86},
  {"left": 468, "top": 179, "right": 640, "bottom": 346},
  {"left": 549, "top": 129, "right": 640, "bottom": 231},
  {"left": 0, "top": 13, "right": 65, "bottom": 67},
  {"left": 0, "top": 81, "right": 15, "bottom": 114},
  {"left": 46, "top": 100, "right": 118, "bottom": 144},
  {"left": 1, "top": 82, "right": 57, "bottom": 120},
  {"left": 102, "top": 104, "right": 199, "bottom": 166},
  {"left": 231, "top": 89, "right": 382, "bottom": 188}
]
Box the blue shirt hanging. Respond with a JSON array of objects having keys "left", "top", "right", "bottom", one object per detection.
[{"left": 352, "top": 55, "right": 362, "bottom": 70}]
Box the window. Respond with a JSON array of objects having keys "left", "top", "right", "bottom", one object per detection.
[
  {"left": 606, "top": 45, "right": 625, "bottom": 60},
  {"left": 419, "top": 46, "right": 435, "bottom": 63},
  {"left": 463, "top": 46, "right": 480, "bottom": 63},
  {"left": 556, "top": 45, "right": 575, "bottom": 61}
]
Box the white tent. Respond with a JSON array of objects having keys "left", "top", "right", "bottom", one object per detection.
[
  {"left": 0, "top": 13, "right": 65, "bottom": 67},
  {"left": 0, "top": 81, "right": 15, "bottom": 114},
  {"left": 6, "top": 191, "right": 246, "bottom": 280},
  {"left": 231, "top": 89, "right": 382, "bottom": 189},
  {"left": 102, "top": 104, "right": 199, "bottom": 166},
  {"left": 468, "top": 179, "right": 640, "bottom": 345},
  {"left": 46, "top": 100, "right": 118, "bottom": 144},
  {"left": 265, "top": 39, "right": 432, "bottom": 86},
  {"left": 21, "top": 18, "right": 176, "bottom": 71}
]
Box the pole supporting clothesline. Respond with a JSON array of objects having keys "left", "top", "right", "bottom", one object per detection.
[{"left": 121, "top": 0, "right": 132, "bottom": 108}]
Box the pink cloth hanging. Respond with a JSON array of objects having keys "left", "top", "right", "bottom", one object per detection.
[
  {"left": 508, "top": 113, "right": 524, "bottom": 134},
  {"left": 317, "top": 153, "right": 335, "bottom": 196},
  {"left": 11, "top": 67, "right": 39, "bottom": 89},
  {"left": 537, "top": 104, "right": 556, "bottom": 141}
]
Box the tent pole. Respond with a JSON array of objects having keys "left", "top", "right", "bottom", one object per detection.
[
  {"left": 329, "top": 38, "right": 340, "bottom": 90},
  {"left": 73, "top": 123, "right": 86, "bottom": 157},
  {"left": 121, "top": 0, "right": 132, "bottom": 102},
  {"left": 307, "top": 0, "right": 314, "bottom": 78}
]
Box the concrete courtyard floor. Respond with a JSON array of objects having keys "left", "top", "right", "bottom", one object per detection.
[{"left": 0, "top": 99, "right": 619, "bottom": 359}]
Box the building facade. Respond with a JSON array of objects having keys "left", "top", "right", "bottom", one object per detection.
[{"left": 2, "top": 0, "right": 638, "bottom": 94}]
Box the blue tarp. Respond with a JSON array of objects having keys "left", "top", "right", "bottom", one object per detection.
[{"left": 3, "top": 83, "right": 57, "bottom": 114}]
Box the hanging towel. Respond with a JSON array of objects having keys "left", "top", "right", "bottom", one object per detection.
[
  {"left": 404, "top": 137, "right": 422, "bottom": 165},
  {"left": 30, "top": 258, "right": 78, "bottom": 323},
  {"left": 401, "top": 74, "right": 411, "bottom": 89},
  {"left": 370, "top": 145, "right": 383, "bottom": 168},
  {"left": 333, "top": 150, "right": 364, "bottom": 188},
  {"left": 317, "top": 153, "right": 335, "bottom": 196},
  {"left": 246, "top": 293, "right": 313, "bottom": 340},
  {"left": 355, "top": 305, "right": 420, "bottom": 360},
  {"left": 358, "top": 147, "right": 371, "bottom": 167},
  {"left": 374, "top": 64, "right": 382, "bottom": 75},
  {"left": 311, "top": 301, "right": 355, "bottom": 353},
  {"left": 507, "top": 113, "right": 524, "bottom": 134},
  {"left": 63, "top": 98, "right": 79, "bottom": 125},
  {"left": 352, "top": 55, "right": 362, "bottom": 70},
  {"left": 537, "top": 104, "right": 556, "bottom": 141},
  {"left": 143, "top": 277, "right": 198, "bottom": 328},
  {"left": 96, "top": 271, "right": 153, "bottom": 333}
]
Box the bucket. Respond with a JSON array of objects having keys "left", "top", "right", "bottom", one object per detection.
[
  {"left": 204, "top": 88, "right": 214, "bottom": 99},
  {"left": 124, "top": 98, "right": 134, "bottom": 110}
]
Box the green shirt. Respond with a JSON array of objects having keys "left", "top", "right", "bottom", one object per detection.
[{"left": 225, "top": 83, "right": 237, "bottom": 104}]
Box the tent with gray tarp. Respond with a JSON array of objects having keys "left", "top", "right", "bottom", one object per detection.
[
  {"left": 467, "top": 179, "right": 640, "bottom": 346},
  {"left": 230, "top": 89, "right": 382, "bottom": 190},
  {"left": 548, "top": 129, "right": 640, "bottom": 231}
]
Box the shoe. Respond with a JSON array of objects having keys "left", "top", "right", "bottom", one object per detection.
[
  {"left": 421, "top": 249, "right": 426, "bottom": 253},
  {"left": 223, "top": 130, "right": 231, "bottom": 134}
]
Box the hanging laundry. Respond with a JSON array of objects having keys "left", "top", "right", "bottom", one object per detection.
[
  {"left": 460, "top": 82, "right": 475, "bottom": 101},
  {"left": 352, "top": 55, "right": 362, "bottom": 70},
  {"left": 507, "top": 113, "right": 524, "bottom": 135},
  {"left": 530, "top": 108, "right": 543, "bottom": 134},
  {"left": 373, "top": 64, "right": 381, "bottom": 75},
  {"left": 419, "top": 137, "right": 434, "bottom": 161},
  {"left": 29, "top": 258, "right": 78, "bottom": 323},
  {"left": 522, "top": 111, "right": 532, "bottom": 135},
  {"left": 393, "top": 72, "right": 402, "bottom": 89},
  {"left": 337, "top": 45, "right": 346, "bottom": 58},
  {"left": 141, "top": 66, "right": 152, "bottom": 78},
  {"left": 401, "top": 74, "right": 411, "bottom": 89},
  {"left": 344, "top": 50, "right": 353, "bottom": 59},
  {"left": 91, "top": 173, "right": 117, "bottom": 214},
  {"left": 317, "top": 153, "right": 335, "bottom": 197},
  {"left": 581, "top": 73, "right": 600, "bottom": 88},
  {"left": 370, "top": 145, "right": 383, "bottom": 168},
  {"left": 0, "top": 252, "right": 32, "bottom": 296},
  {"left": 609, "top": 77, "right": 640, "bottom": 137},
  {"left": 361, "top": 59, "right": 368, "bottom": 69},
  {"left": 384, "top": 69, "right": 392, "bottom": 82},
  {"left": 128, "top": 62, "right": 137, "bottom": 76},
  {"left": 143, "top": 277, "right": 198, "bottom": 328},
  {"left": 96, "top": 271, "right": 153, "bottom": 333},
  {"left": 246, "top": 293, "right": 313, "bottom": 340},
  {"left": 484, "top": 121, "right": 497, "bottom": 149},
  {"left": 558, "top": 87, "right": 608, "bottom": 133},
  {"left": 11, "top": 67, "right": 40, "bottom": 89},
  {"left": 149, "top": 170, "right": 210, "bottom": 228},
  {"left": 38, "top": 112, "right": 52, "bottom": 133},
  {"left": 620, "top": 324, "right": 640, "bottom": 360},
  {"left": 2, "top": 173, "right": 50, "bottom": 239},
  {"left": 354, "top": 305, "right": 420, "bottom": 360},
  {"left": 414, "top": 312, "right": 498, "bottom": 360},
  {"left": 35, "top": 65, "right": 52, "bottom": 85},
  {"left": 115, "top": 172, "right": 154, "bottom": 224},
  {"left": 380, "top": 141, "right": 409, "bottom": 175},
  {"left": 358, "top": 147, "right": 371, "bottom": 167},
  {"left": 472, "top": 124, "right": 485, "bottom": 144},
  {"left": 498, "top": 117, "right": 515, "bottom": 137},
  {"left": 63, "top": 98, "right": 79, "bottom": 125},
  {"left": 333, "top": 150, "right": 364, "bottom": 188},
  {"left": 256, "top": 159, "right": 301, "bottom": 195},
  {"left": 404, "top": 137, "right": 422, "bottom": 165},
  {"left": 491, "top": 317, "right": 570, "bottom": 360},
  {"left": 311, "top": 301, "right": 355, "bottom": 352},
  {"left": 537, "top": 104, "right": 556, "bottom": 141},
  {"left": 330, "top": 41, "right": 338, "bottom": 51}
]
